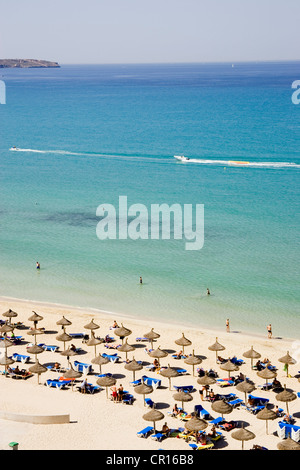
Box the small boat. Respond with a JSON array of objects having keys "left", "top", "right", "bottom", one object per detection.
[
  {"left": 174, "top": 155, "right": 190, "bottom": 162},
  {"left": 228, "top": 161, "right": 250, "bottom": 165},
  {"left": 10, "top": 146, "right": 20, "bottom": 151}
]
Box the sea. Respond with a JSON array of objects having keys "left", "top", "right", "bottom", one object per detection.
[{"left": 0, "top": 61, "right": 299, "bottom": 339}]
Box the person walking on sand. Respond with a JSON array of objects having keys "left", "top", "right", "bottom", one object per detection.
[
  {"left": 226, "top": 318, "right": 230, "bottom": 333},
  {"left": 267, "top": 323, "right": 272, "bottom": 339}
]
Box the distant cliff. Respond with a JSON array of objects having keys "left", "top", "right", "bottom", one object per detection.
[{"left": 0, "top": 59, "right": 60, "bottom": 68}]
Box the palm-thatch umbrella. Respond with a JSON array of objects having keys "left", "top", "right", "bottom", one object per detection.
[
  {"left": 277, "top": 437, "right": 300, "bottom": 451},
  {"left": 276, "top": 385, "right": 297, "bottom": 415},
  {"left": 0, "top": 323, "right": 14, "bottom": 337},
  {"left": 184, "top": 416, "right": 208, "bottom": 433},
  {"left": 243, "top": 346, "right": 261, "bottom": 369},
  {"left": 278, "top": 351, "right": 296, "bottom": 377},
  {"left": 172, "top": 390, "right": 193, "bottom": 411},
  {"left": 96, "top": 375, "right": 116, "bottom": 398},
  {"left": 231, "top": 424, "right": 255, "bottom": 450},
  {"left": 0, "top": 353, "right": 14, "bottom": 376},
  {"left": 236, "top": 380, "right": 255, "bottom": 403},
  {"left": 143, "top": 328, "right": 160, "bottom": 349},
  {"left": 208, "top": 337, "right": 225, "bottom": 362},
  {"left": 114, "top": 323, "right": 132, "bottom": 344},
  {"left": 28, "top": 311, "right": 43, "bottom": 327},
  {"left": 60, "top": 347, "right": 78, "bottom": 367},
  {"left": 91, "top": 354, "right": 110, "bottom": 374},
  {"left": 86, "top": 331, "right": 102, "bottom": 357},
  {"left": 29, "top": 360, "right": 47, "bottom": 384},
  {"left": 220, "top": 360, "right": 239, "bottom": 379},
  {"left": 56, "top": 316, "right": 72, "bottom": 332},
  {"left": 0, "top": 337, "right": 14, "bottom": 350},
  {"left": 211, "top": 399, "right": 233, "bottom": 420},
  {"left": 257, "top": 366, "right": 277, "bottom": 389},
  {"left": 124, "top": 357, "right": 143, "bottom": 381},
  {"left": 197, "top": 372, "right": 216, "bottom": 386},
  {"left": 256, "top": 405, "right": 277, "bottom": 434},
  {"left": 148, "top": 346, "right": 168, "bottom": 366},
  {"left": 117, "top": 338, "right": 135, "bottom": 361},
  {"left": 2, "top": 309, "right": 18, "bottom": 325},
  {"left": 134, "top": 380, "right": 153, "bottom": 406},
  {"left": 175, "top": 333, "right": 192, "bottom": 354},
  {"left": 142, "top": 409, "right": 164, "bottom": 433},
  {"left": 184, "top": 350, "right": 202, "bottom": 376},
  {"left": 63, "top": 365, "right": 82, "bottom": 391},
  {"left": 160, "top": 364, "right": 179, "bottom": 390},
  {"left": 27, "top": 328, "right": 44, "bottom": 345},
  {"left": 26, "top": 344, "right": 44, "bottom": 361},
  {"left": 56, "top": 332, "right": 72, "bottom": 351},
  {"left": 84, "top": 318, "right": 100, "bottom": 332}
]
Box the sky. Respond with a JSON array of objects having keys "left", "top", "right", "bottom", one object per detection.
[{"left": 0, "top": 0, "right": 299, "bottom": 64}]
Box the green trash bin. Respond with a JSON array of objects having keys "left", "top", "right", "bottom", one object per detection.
[{"left": 9, "top": 441, "right": 19, "bottom": 450}]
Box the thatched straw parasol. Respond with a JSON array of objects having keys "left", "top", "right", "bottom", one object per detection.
[
  {"left": 278, "top": 351, "right": 296, "bottom": 377},
  {"left": 184, "top": 416, "right": 208, "bottom": 432},
  {"left": 236, "top": 380, "right": 255, "bottom": 402},
  {"left": 134, "top": 380, "right": 153, "bottom": 406},
  {"left": 96, "top": 375, "right": 116, "bottom": 398},
  {"left": 86, "top": 331, "right": 102, "bottom": 357},
  {"left": 257, "top": 366, "right": 277, "bottom": 388},
  {"left": 0, "top": 337, "right": 14, "bottom": 349},
  {"left": 2, "top": 309, "right": 18, "bottom": 325},
  {"left": 197, "top": 372, "right": 216, "bottom": 386},
  {"left": 160, "top": 364, "right": 179, "bottom": 390},
  {"left": 56, "top": 332, "right": 72, "bottom": 351},
  {"left": 91, "top": 354, "right": 110, "bottom": 374},
  {"left": 60, "top": 347, "right": 78, "bottom": 367},
  {"left": 84, "top": 319, "right": 100, "bottom": 331},
  {"left": 117, "top": 338, "right": 135, "bottom": 360},
  {"left": 243, "top": 346, "right": 261, "bottom": 369},
  {"left": 231, "top": 424, "right": 255, "bottom": 450},
  {"left": 148, "top": 346, "right": 168, "bottom": 360},
  {"left": 0, "top": 353, "right": 14, "bottom": 376},
  {"left": 184, "top": 350, "right": 202, "bottom": 376},
  {"left": 28, "top": 311, "right": 43, "bottom": 325},
  {"left": 143, "top": 328, "right": 160, "bottom": 349},
  {"left": 220, "top": 360, "right": 239, "bottom": 378},
  {"left": 29, "top": 360, "right": 47, "bottom": 384},
  {"left": 277, "top": 437, "right": 300, "bottom": 451},
  {"left": 175, "top": 333, "right": 192, "bottom": 354},
  {"left": 114, "top": 323, "right": 132, "bottom": 344},
  {"left": 56, "top": 316, "right": 72, "bottom": 332},
  {"left": 0, "top": 323, "right": 14, "bottom": 335},
  {"left": 142, "top": 409, "right": 164, "bottom": 433},
  {"left": 27, "top": 344, "right": 44, "bottom": 361},
  {"left": 172, "top": 390, "right": 193, "bottom": 411},
  {"left": 256, "top": 405, "right": 277, "bottom": 434},
  {"left": 63, "top": 365, "right": 82, "bottom": 391},
  {"left": 211, "top": 399, "right": 233, "bottom": 419},
  {"left": 208, "top": 337, "right": 225, "bottom": 362},
  {"left": 276, "top": 385, "right": 297, "bottom": 415},
  {"left": 124, "top": 357, "right": 143, "bottom": 381},
  {"left": 27, "top": 328, "right": 44, "bottom": 345}
]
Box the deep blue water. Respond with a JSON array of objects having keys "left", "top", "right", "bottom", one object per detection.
[{"left": 0, "top": 62, "right": 299, "bottom": 338}]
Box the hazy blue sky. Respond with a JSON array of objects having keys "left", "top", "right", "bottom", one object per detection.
[{"left": 1, "top": 0, "right": 299, "bottom": 64}]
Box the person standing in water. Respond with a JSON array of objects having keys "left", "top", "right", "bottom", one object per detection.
[
  {"left": 206, "top": 288, "right": 210, "bottom": 295},
  {"left": 36, "top": 261, "right": 40, "bottom": 270},
  {"left": 140, "top": 276, "right": 143, "bottom": 284},
  {"left": 226, "top": 318, "right": 230, "bottom": 333}
]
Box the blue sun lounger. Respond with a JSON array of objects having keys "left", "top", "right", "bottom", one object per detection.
[
  {"left": 45, "top": 379, "right": 69, "bottom": 390},
  {"left": 194, "top": 405, "right": 210, "bottom": 420},
  {"left": 141, "top": 375, "right": 161, "bottom": 388},
  {"left": 173, "top": 385, "right": 194, "bottom": 392},
  {"left": 137, "top": 426, "right": 154, "bottom": 438},
  {"left": 74, "top": 361, "right": 93, "bottom": 374},
  {"left": 12, "top": 353, "right": 30, "bottom": 364},
  {"left": 102, "top": 353, "right": 120, "bottom": 363},
  {"left": 38, "top": 343, "right": 59, "bottom": 352}
]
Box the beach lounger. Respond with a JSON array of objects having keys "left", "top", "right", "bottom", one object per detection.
[
  {"left": 45, "top": 379, "right": 69, "bottom": 390},
  {"left": 137, "top": 426, "right": 154, "bottom": 438},
  {"left": 209, "top": 417, "right": 224, "bottom": 426},
  {"left": 248, "top": 394, "right": 269, "bottom": 406},
  {"left": 219, "top": 420, "right": 237, "bottom": 431},
  {"left": 218, "top": 393, "right": 236, "bottom": 401},
  {"left": 151, "top": 433, "right": 164, "bottom": 442},
  {"left": 122, "top": 393, "right": 134, "bottom": 404},
  {"left": 291, "top": 427, "right": 300, "bottom": 442},
  {"left": 74, "top": 361, "right": 93, "bottom": 374},
  {"left": 38, "top": 343, "right": 59, "bottom": 352},
  {"left": 174, "top": 368, "right": 187, "bottom": 375},
  {"left": 229, "top": 398, "right": 243, "bottom": 408},
  {"left": 173, "top": 385, "right": 194, "bottom": 392},
  {"left": 141, "top": 375, "right": 161, "bottom": 388},
  {"left": 171, "top": 354, "right": 187, "bottom": 360},
  {"left": 102, "top": 353, "right": 120, "bottom": 363},
  {"left": 145, "top": 398, "right": 154, "bottom": 408},
  {"left": 194, "top": 405, "right": 210, "bottom": 420},
  {"left": 189, "top": 443, "right": 214, "bottom": 450},
  {"left": 11, "top": 353, "right": 30, "bottom": 364},
  {"left": 69, "top": 333, "right": 84, "bottom": 338},
  {"left": 135, "top": 337, "right": 150, "bottom": 342}
]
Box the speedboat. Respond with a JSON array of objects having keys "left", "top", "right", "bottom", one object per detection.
[
  {"left": 228, "top": 161, "right": 250, "bottom": 166},
  {"left": 10, "top": 146, "right": 20, "bottom": 151},
  {"left": 174, "top": 155, "right": 190, "bottom": 162}
]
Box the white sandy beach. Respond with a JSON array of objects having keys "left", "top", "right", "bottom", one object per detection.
[{"left": 0, "top": 295, "right": 299, "bottom": 451}]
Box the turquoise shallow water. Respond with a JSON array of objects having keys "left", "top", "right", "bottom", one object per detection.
[{"left": 0, "top": 62, "right": 299, "bottom": 338}]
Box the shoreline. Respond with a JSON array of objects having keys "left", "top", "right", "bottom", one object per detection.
[{"left": 0, "top": 294, "right": 297, "bottom": 345}]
